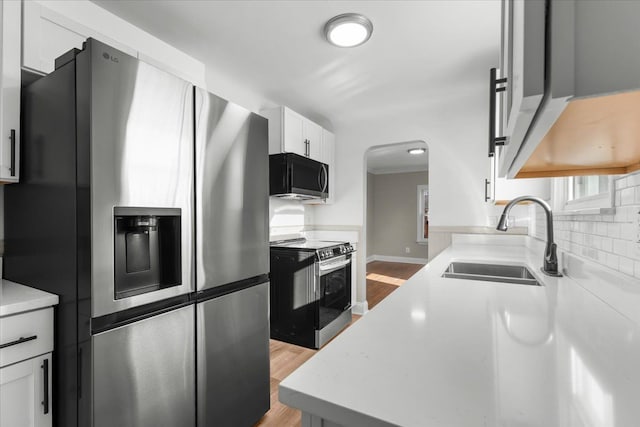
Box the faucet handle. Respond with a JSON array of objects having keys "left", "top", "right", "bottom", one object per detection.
[{"left": 543, "top": 242, "right": 563, "bottom": 277}]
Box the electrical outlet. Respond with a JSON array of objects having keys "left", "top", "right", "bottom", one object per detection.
[{"left": 405, "top": 247, "right": 411, "bottom": 254}]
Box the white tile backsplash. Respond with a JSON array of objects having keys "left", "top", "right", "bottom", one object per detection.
[{"left": 531, "top": 172, "right": 640, "bottom": 279}]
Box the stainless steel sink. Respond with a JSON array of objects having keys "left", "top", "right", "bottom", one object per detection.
[{"left": 442, "top": 262, "right": 541, "bottom": 286}]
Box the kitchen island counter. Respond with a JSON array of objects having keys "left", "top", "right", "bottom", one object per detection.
[{"left": 279, "top": 234, "right": 640, "bottom": 427}]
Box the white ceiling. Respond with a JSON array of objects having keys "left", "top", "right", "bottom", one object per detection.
[
  {"left": 90, "top": 0, "right": 500, "bottom": 172},
  {"left": 366, "top": 141, "right": 428, "bottom": 175}
]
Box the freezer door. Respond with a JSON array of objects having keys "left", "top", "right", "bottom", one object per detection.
[
  {"left": 84, "top": 39, "right": 195, "bottom": 317},
  {"left": 195, "top": 88, "right": 269, "bottom": 291},
  {"left": 92, "top": 304, "right": 195, "bottom": 427},
  {"left": 197, "top": 282, "right": 270, "bottom": 427}
]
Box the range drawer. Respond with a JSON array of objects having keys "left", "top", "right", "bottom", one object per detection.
[{"left": 0, "top": 307, "right": 54, "bottom": 368}]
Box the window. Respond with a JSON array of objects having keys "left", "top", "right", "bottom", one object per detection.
[
  {"left": 568, "top": 176, "right": 609, "bottom": 201},
  {"left": 417, "top": 185, "right": 428, "bottom": 243},
  {"left": 556, "top": 175, "right": 615, "bottom": 212}
]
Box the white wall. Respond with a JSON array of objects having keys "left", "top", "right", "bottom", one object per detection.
[
  {"left": 202, "top": 61, "right": 318, "bottom": 241},
  {"left": 318, "top": 119, "right": 488, "bottom": 229},
  {"left": 33, "top": 0, "right": 206, "bottom": 86},
  {"left": 314, "top": 97, "right": 506, "bottom": 306},
  {"left": 368, "top": 171, "right": 428, "bottom": 259},
  {"left": 366, "top": 173, "right": 374, "bottom": 255}
]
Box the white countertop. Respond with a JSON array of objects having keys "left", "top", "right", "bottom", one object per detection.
[
  {"left": 279, "top": 235, "right": 640, "bottom": 427},
  {"left": 0, "top": 279, "right": 59, "bottom": 317}
]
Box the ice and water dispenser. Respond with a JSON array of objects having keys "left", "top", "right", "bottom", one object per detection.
[{"left": 114, "top": 207, "right": 181, "bottom": 299}]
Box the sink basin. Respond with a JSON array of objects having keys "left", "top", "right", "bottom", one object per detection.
[{"left": 442, "top": 262, "right": 541, "bottom": 286}]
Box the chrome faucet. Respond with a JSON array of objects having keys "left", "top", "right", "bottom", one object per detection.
[{"left": 496, "top": 196, "right": 562, "bottom": 277}]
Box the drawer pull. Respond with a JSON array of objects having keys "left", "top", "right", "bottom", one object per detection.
[{"left": 0, "top": 334, "right": 38, "bottom": 349}]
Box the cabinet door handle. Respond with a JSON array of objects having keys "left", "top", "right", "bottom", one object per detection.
[
  {"left": 305, "top": 139, "right": 310, "bottom": 157},
  {"left": 488, "top": 68, "right": 507, "bottom": 157},
  {"left": 42, "top": 358, "right": 49, "bottom": 414},
  {"left": 9, "top": 129, "right": 16, "bottom": 176},
  {"left": 484, "top": 179, "right": 491, "bottom": 202},
  {"left": 0, "top": 334, "right": 37, "bottom": 349}
]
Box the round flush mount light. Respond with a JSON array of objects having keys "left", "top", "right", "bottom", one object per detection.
[
  {"left": 407, "top": 148, "right": 426, "bottom": 155},
  {"left": 324, "top": 13, "right": 373, "bottom": 48}
]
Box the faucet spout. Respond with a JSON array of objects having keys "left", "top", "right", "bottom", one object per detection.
[{"left": 496, "top": 196, "right": 562, "bottom": 277}]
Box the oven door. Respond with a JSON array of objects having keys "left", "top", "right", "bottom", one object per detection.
[{"left": 317, "top": 255, "right": 352, "bottom": 330}]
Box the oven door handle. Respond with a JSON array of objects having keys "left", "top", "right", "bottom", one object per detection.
[{"left": 319, "top": 258, "right": 351, "bottom": 276}]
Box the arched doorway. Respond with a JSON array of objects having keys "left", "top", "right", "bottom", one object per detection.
[{"left": 363, "top": 140, "right": 429, "bottom": 310}]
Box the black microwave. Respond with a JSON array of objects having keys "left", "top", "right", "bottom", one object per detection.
[{"left": 269, "top": 153, "right": 329, "bottom": 200}]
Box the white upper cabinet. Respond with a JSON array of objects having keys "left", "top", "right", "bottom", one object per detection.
[
  {"left": 305, "top": 119, "right": 322, "bottom": 161},
  {"left": 0, "top": 0, "right": 21, "bottom": 183},
  {"left": 496, "top": 0, "right": 545, "bottom": 178},
  {"left": 263, "top": 106, "right": 336, "bottom": 204},
  {"left": 281, "top": 107, "right": 306, "bottom": 157},
  {"left": 486, "top": 65, "right": 549, "bottom": 203},
  {"left": 263, "top": 106, "right": 326, "bottom": 162},
  {"left": 499, "top": 0, "right": 640, "bottom": 179}
]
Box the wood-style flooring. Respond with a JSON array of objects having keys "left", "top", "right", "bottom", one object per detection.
[
  {"left": 255, "top": 317, "right": 360, "bottom": 427},
  {"left": 255, "top": 261, "right": 423, "bottom": 426},
  {"left": 366, "top": 260, "right": 424, "bottom": 309}
]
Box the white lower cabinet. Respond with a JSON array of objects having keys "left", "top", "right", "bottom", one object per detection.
[
  {"left": 0, "top": 353, "right": 52, "bottom": 427},
  {"left": 0, "top": 306, "right": 54, "bottom": 427}
]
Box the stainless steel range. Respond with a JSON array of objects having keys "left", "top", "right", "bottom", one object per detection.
[{"left": 269, "top": 238, "right": 354, "bottom": 349}]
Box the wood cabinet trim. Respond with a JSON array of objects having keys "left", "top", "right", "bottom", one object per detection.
[{"left": 518, "top": 90, "right": 640, "bottom": 178}]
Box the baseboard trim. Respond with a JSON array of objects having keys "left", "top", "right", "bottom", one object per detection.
[
  {"left": 367, "top": 255, "right": 427, "bottom": 265},
  {"left": 352, "top": 301, "right": 368, "bottom": 315}
]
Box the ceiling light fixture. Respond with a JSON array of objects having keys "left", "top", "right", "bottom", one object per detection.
[
  {"left": 324, "top": 13, "right": 373, "bottom": 48},
  {"left": 407, "top": 148, "right": 426, "bottom": 155}
]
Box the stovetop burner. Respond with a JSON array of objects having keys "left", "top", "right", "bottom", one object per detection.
[{"left": 270, "top": 238, "right": 354, "bottom": 260}]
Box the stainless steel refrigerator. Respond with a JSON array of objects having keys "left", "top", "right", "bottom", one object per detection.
[
  {"left": 5, "top": 39, "right": 196, "bottom": 427},
  {"left": 194, "top": 88, "right": 270, "bottom": 427},
  {"left": 4, "top": 38, "right": 270, "bottom": 427}
]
